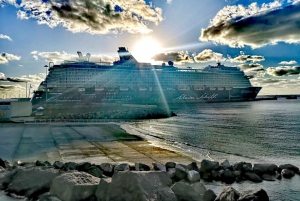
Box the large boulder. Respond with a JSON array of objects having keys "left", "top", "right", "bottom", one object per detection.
[
  {"left": 153, "top": 162, "right": 167, "bottom": 172},
  {"left": 200, "top": 160, "right": 219, "bottom": 173},
  {"left": 7, "top": 167, "right": 60, "bottom": 199},
  {"left": 0, "top": 167, "right": 6, "bottom": 173},
  {"left": 244, "top": 172, "right": 262, "bottom": 183},
  {"left": 174, "top": 164, "right": 187, "bottom": 181},
  {"left": 215, "top": 186, "right": 240, "bottom": 201},
  {"left": 99, "top": 163, "right": 114, "bottom": 177},
  {"left": 171, "top": 181, "right": 202, "bottom": 201},
  {"left": 76, "top": 162, "right": 92, "bottom": 172},
  {"left": 53, "top": 161, "right": 64, "bottom": 170},
  {"left": 253, "top": 164, "right": 277, "bottom": 175},
  {"left": 211, "top": 170, "right": 221, "bottom": 181},
  {"left": 281, "top": 169, "right": 295, "bottom": 178},
  {"left": 220, "top": 169, "right": 235, "bottom": 184},
  {"left": 0, "top": 168, "right": 19, "bottom": 190},
  {"left": 165, "top": 162, "right": 176, "bottom": 169},
  {"left": 203, "top": 189, "right": 217, "bottom": 201},
  {"left": 187, "top": 170, "right": 200, "bottom": 183},
  {"left": 238, "top": 189, "right": 269, "bottom": 201},
  {"left": 87, "top": 166, "right": 103, "bottom": 178},
  {"left": 220, "top": 159, "right": 231, "bottom": 170},
  {"left": 0, "top": 158, "right": 6, "bottom": 168},
  {"left": 39, "top": 193, "right": 62, "bottom": 201},
  {"left": 187, "top": 162, "right": 199, "bottom": 172},
  {"left": 50, "top": 171, "right": 100, "bottom": 201},
  {"left": 261, "top": 174, "right": 276, "bottom": 181},
  {"left": 105, "top": 171, "right": 177, "bottom": 201},
  {"left": 62, "top": 162, "right": 78, "bottom": 171},
  {"left": 135, "top": 163, "right": 150, "bottom": 171},
  {"left": 95, "top": 178, "right": 111, "bottom": 201},
  {"left": 190, "top": 182, "right": 206, "bottom": 195},
  {"left": 36, "top": 160, "right": 52, "bottom": 167},
  {"left": 234, "top": 162, "right": 252, "bottom": 173},
  {"left": 114, "top": 163, "right": 130, "bottom": 173},
  {"left": 278, "top": 164, "right": 299, "bottom": 174}
]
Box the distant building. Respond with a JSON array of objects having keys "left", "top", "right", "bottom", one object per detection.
[{"left": 0, "top": 98, "right": 32, "bottom": 121}]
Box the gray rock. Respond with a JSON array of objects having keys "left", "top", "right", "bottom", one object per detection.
[
  {"left": 201, "top": 172, "right": 212, "bottom": 182},
  {"left": 238, "top": 189, "right": 269, "bottom": 201},
  {"left": 53, "top": 161, "right": 64, "bottom": 169},
  {"left": 234, "top": 162, "right": 252, "bottom": 173},
  {"left": 153, "top": 162, "right": 167, "bottom": 172},
  {"left": 106, "top": 171, "right": 177, "bottom": 201},
  {"left": 187, "top": 170, "right": 200, "bottom": 183},
  {"left": 242, "top": 164, "right": 252, "bottom": 173},
  {"left": 100, "top": 163, "right": 114, "bottom": 177},
  {"left": 166, "top": 162, "right": 176, "bottom": 169},
  {"left": 0, "top": 167, "right": 6, "bottom": 173},
  {"left": 114, "top": 163, "right": 130, "bottom": 173},
  {"left": 244, "top": 172, "right": 262, "bottom": 183},
  {"left": 4, "top": 160, "right": 13, "bottom": 171},
  {"left": 7, "top": 167, "right": 60, "bottom": 199},
  {"left": 77, "top": 162, "right": 92, "bottom": 172},
  {"left": 167, "top": 168, "right": 176, "bottom": 178},
  {"left": 36, "top": 160, "right": 51, "bottom": 167},
  {"left": 261, "top": 174, "right": 276, "bottom": 181},
  {"left": 175, "top": 164, "right": 187, "bottom": 181},
  {"left": 187, "top": 162, "right": 199, "bottom": 172},
  {"left": 135, "top": 163, "right": 150, "bottom": 171},
  {"left": 221, "top": 169, "right": 236, "bottom": 184},
  {"left": 200, "top": 160, "right": 219, "bottom": 173},
  {"left": 278, "top": 164, "right": 299, "bottom": 174},
  {"left": 95, "top": 178, "right": 111, "bottom": 201},
  {"left": 87, "top": 166, "right": 103, "bottom": 178},
  {"left": 203, "top": 189, "right": 217, "bottom": 201},
  {"left": 50, "top": 171, "right": 100, "bottom": 201},
  {"left": 171, "top": 181, "right": 202, "bottom": 201},
  {"left": 215, "top": 186, "right": 240, "bottom": 201},
  {"left": 0, "top": 168, "right": 19, "bottom": 190},
  {"left": 39, "top": 193, "right": 62, "bottom": 201},
  {"left": 211, "top": 170, "right": 221, "bottom": 181},
  {"left": 191, "top": 182, "right": 206, "bottom": 195},
  {"left": 253, "top": 164, "right": 277, "bottom": 175},
  {"left": 0, "top": 158, "right": 6, "bottom": 168},
  {"left": 221, "top": 159, "right": 231, "bottom": 170},
  {"left": 276, "top": 173, "right": 282, "bottom": 180},
  {"left": 281, "top": 169, "right": 295, "bottom": 178},
  {"left": 62, "top": 162, "right": 78, "bottom": 171}
]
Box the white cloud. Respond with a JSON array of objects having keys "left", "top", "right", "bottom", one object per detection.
[
  {"left": 152, "top": 51, "right": 194, "bottom": 64},
  {"left": 0, "top": 34, "right": 12, "bottom": 41},
  {"left": 278, "top": 60, "right": 297, "bottom": 65},
  {"left": 167, "top": 0, "right": 172, "bottom": 4},
  {"left": 266, "top": 66, "right": 300, "bottom": 76},
  {"left": 194, "top": 49, "right": 223, "bottom": 63},
  {"left": 0, "top": 52, "right": 21, "bottom": 64},
  {"left": 200, "top": 1, "right": 300, "bottom": 48},
  {"left": 13, "top": 0, "right": 163, "bottom": 35},
  {"left": 231, "top": 55, "right": 265, "bottom": 63}
]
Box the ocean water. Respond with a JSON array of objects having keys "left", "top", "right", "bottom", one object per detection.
[{"left": 124, "top": 98, "right": 300, "bottom": 201}]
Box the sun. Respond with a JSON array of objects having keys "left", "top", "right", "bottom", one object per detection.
[{"left": 133, "top": 38, "right": 162, "bottom": 63}]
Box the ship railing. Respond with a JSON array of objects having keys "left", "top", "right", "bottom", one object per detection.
[{"left": 23, "top": 118, "right": 143, "bottom": 124}]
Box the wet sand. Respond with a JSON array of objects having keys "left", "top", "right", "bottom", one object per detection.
[{"left": 0, "top": 123, "right": 195, "bottom": 166}]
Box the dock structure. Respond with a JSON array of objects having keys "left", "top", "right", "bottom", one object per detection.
[{"left": 0, "top": 98, "right": 32, "bottom": 121}]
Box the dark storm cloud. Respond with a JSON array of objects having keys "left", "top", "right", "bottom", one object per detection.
[
  {"left": 231, "top": 55, "right": 265, "bottom": 63},
  {"left": 200, "top": 2, "right": 300, "bottom": 48},
  {"left": 238, "top": 63, "right": 264, "bottom": 71},
  {"left": 152, "top": 51, "right": 194, "bottom": 64},
  {"left": 267, "top": 66, "right": 300, "bottom": 76}
]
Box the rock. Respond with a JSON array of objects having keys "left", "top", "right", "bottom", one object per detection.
[
  {"left": 87, "top": 166, "right": 103, "bottom": 178},
  {"left": 0, "top": 168, "right": 19, "bottom": 190},
  {"left": 153, "top": 162, "right": 167, "bottom": 172},
  {"left": 187, "top": 170, "right": 200, "bottom": 182},
  {"left": 201, "top": 172, "right": 213, "bottom": 182},
  {"left": 244, "top": 172, "right": 262, "bottom": 183},
  {"left": 0, "top": 158, "right": 6, "bottom": 168},
  {"left": 167, "top": 168, "right": 176, "bottom": 178},
  {"left": 261, "top": 174, "right": 276, "bottom": 181},
  {"left": 114, "top": 163, "right": 130, "bottom": 173},
  {"left": 234, "top": 162, "right": 252, "bottom": 173},
  {"left": 99, "top": 163, "right": 114, "bottom": 177},
  {"left": 166, "top": 162, "right": 176, "bottom": 169},
  {"left": 253, "top": 164, "right": 277, "bottom": 175},
  {"left": 95, "top": 178, "right": 111, "bottom": 201},
  {"left": 276, "top": 173, "right": 282, "bottom": 180},
  {"left": 187, "top": 162, "right": 199, "bottom": 172},
  {"left": 215, "top": 186, "right": 240, "bottom": 201},
  {"left": 211, "top": 170, "right": 221, "bottom": 181},
  {"left": 221, "top": 169, "right": 235, "bottom": 184},
  {"left": 281, "top": 169, "right": 295, "bottom": 178},
  {"left": 50, "top": 171, "right": 100, "bottom": 201},
  {"left": 221, "top": 159, "right": 231, "bottom": 170},
  {"left": 0, "top": 167, "right": 6, "bottom": 173},
  {"left": 171, "top": 181, "right": 202, "bottom": 201},
  {"left": 39, "top": 193, "right": 62, "bottom": 201},
  {"left": 7, "top": 167, "right": 60, "bottom": 199},
  {"left": 200, "top": 160, "right": 219, "bottom": 173},
  {"left": 53, "top": 161, "right": 64, "bottom": 169},
  {"left": 76, "top": 162, "right": 92, "bottom": 172},
  {"left": 203, "top": 189, "right": 217, "bottom": 201},
  {"left": 4, "top": 160, "right": 13, "bottom": 171},
  {"left": 62, "top": 162, "right": 78, "bottom": 171},
  {"left": 36, "top": 160, "right": 51, "bottom": 167},
  {"left": 238, "top": 189, "right": 269, "bottom": 201},
  {"left": 191, "top": 182, "right": 206, "bottom": 195},
  {"left": 135, "top": 163, "right": 150, "bottom": 171},
  {"left": 242, "top": 164, "right": 252, "bottom": 173},
  {"left": 174, "top": 164, "right": 187, "bottom": 181},
  {"left": 105, "top": 171, "right": 177, "bottom": 201},
  {"left": 278, "top": 164, "right": 299, "bottom": 174}
]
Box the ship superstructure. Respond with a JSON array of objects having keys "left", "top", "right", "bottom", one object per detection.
[{"left": 32, "top": 47, "right": 261, "bottom": 105}]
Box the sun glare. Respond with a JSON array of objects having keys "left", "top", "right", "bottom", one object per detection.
[{"left": 133, "top": 38, "right": 162, "bottom": 63}]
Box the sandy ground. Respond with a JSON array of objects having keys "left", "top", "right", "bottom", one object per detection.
[{"left": 0, "top": 123, "right": 195, "bottom": 166}]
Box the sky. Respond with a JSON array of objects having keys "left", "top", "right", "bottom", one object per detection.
[{"left": 1, "top": 0, "right": 300, "bottom": 98}]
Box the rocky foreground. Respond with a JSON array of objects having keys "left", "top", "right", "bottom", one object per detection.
[{"left": 0, "top": 158, "right": 299, "bottom": 201}]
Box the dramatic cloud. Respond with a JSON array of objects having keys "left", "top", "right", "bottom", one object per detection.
[
  {"left": 152, "top": 51, "right": 194, "bottom": 64},
  {"left": 266, "top": 66, "right": 300, "bottom": 76},
  {"left": 0, "top": 34, "right": 12, "bottom": 41},
  {"left": 0, "top": 52, "right": 21, "bottom": 64},
  {"left": 278, "top": 60, "right": 297, "bottom": 65},
  {"left": 238, "top": 63, "right": 265, "bottom": 75},
  {"left": 231, "top": 55, "right": 265, "bottom": 63},
  {"left": 200, "top": 1, "right": 300, "bottom": 48},
  {"left": 0, "top": 72, "right": 45, "bottom": 83},
  {"left": 31, "top": 51, "right": 117, "bottom": 64},
  {"left": 9, "top": 0, "right": 163, "bottom": 34},
  {"left": 194, "top": 49, "right": 223, "bottom": 63}
]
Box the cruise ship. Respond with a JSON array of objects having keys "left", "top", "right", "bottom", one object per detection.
[{"left": 31, "top": 47, "right": 261, "bottom": 105}]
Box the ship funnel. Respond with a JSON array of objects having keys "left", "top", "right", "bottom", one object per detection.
[
  {"left": 86, "top": 53, "right": 91, "bottom": 61},
  {"left": 77, "top": 51, "right": 83, "bottom": 60},
  {"left": 117, "top": 47, "right": 137, "bottom": 62}
]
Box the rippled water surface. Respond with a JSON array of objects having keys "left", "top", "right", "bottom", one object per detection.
[{"left": 127, "top": 99, "right": 300, "bottom": 201}]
